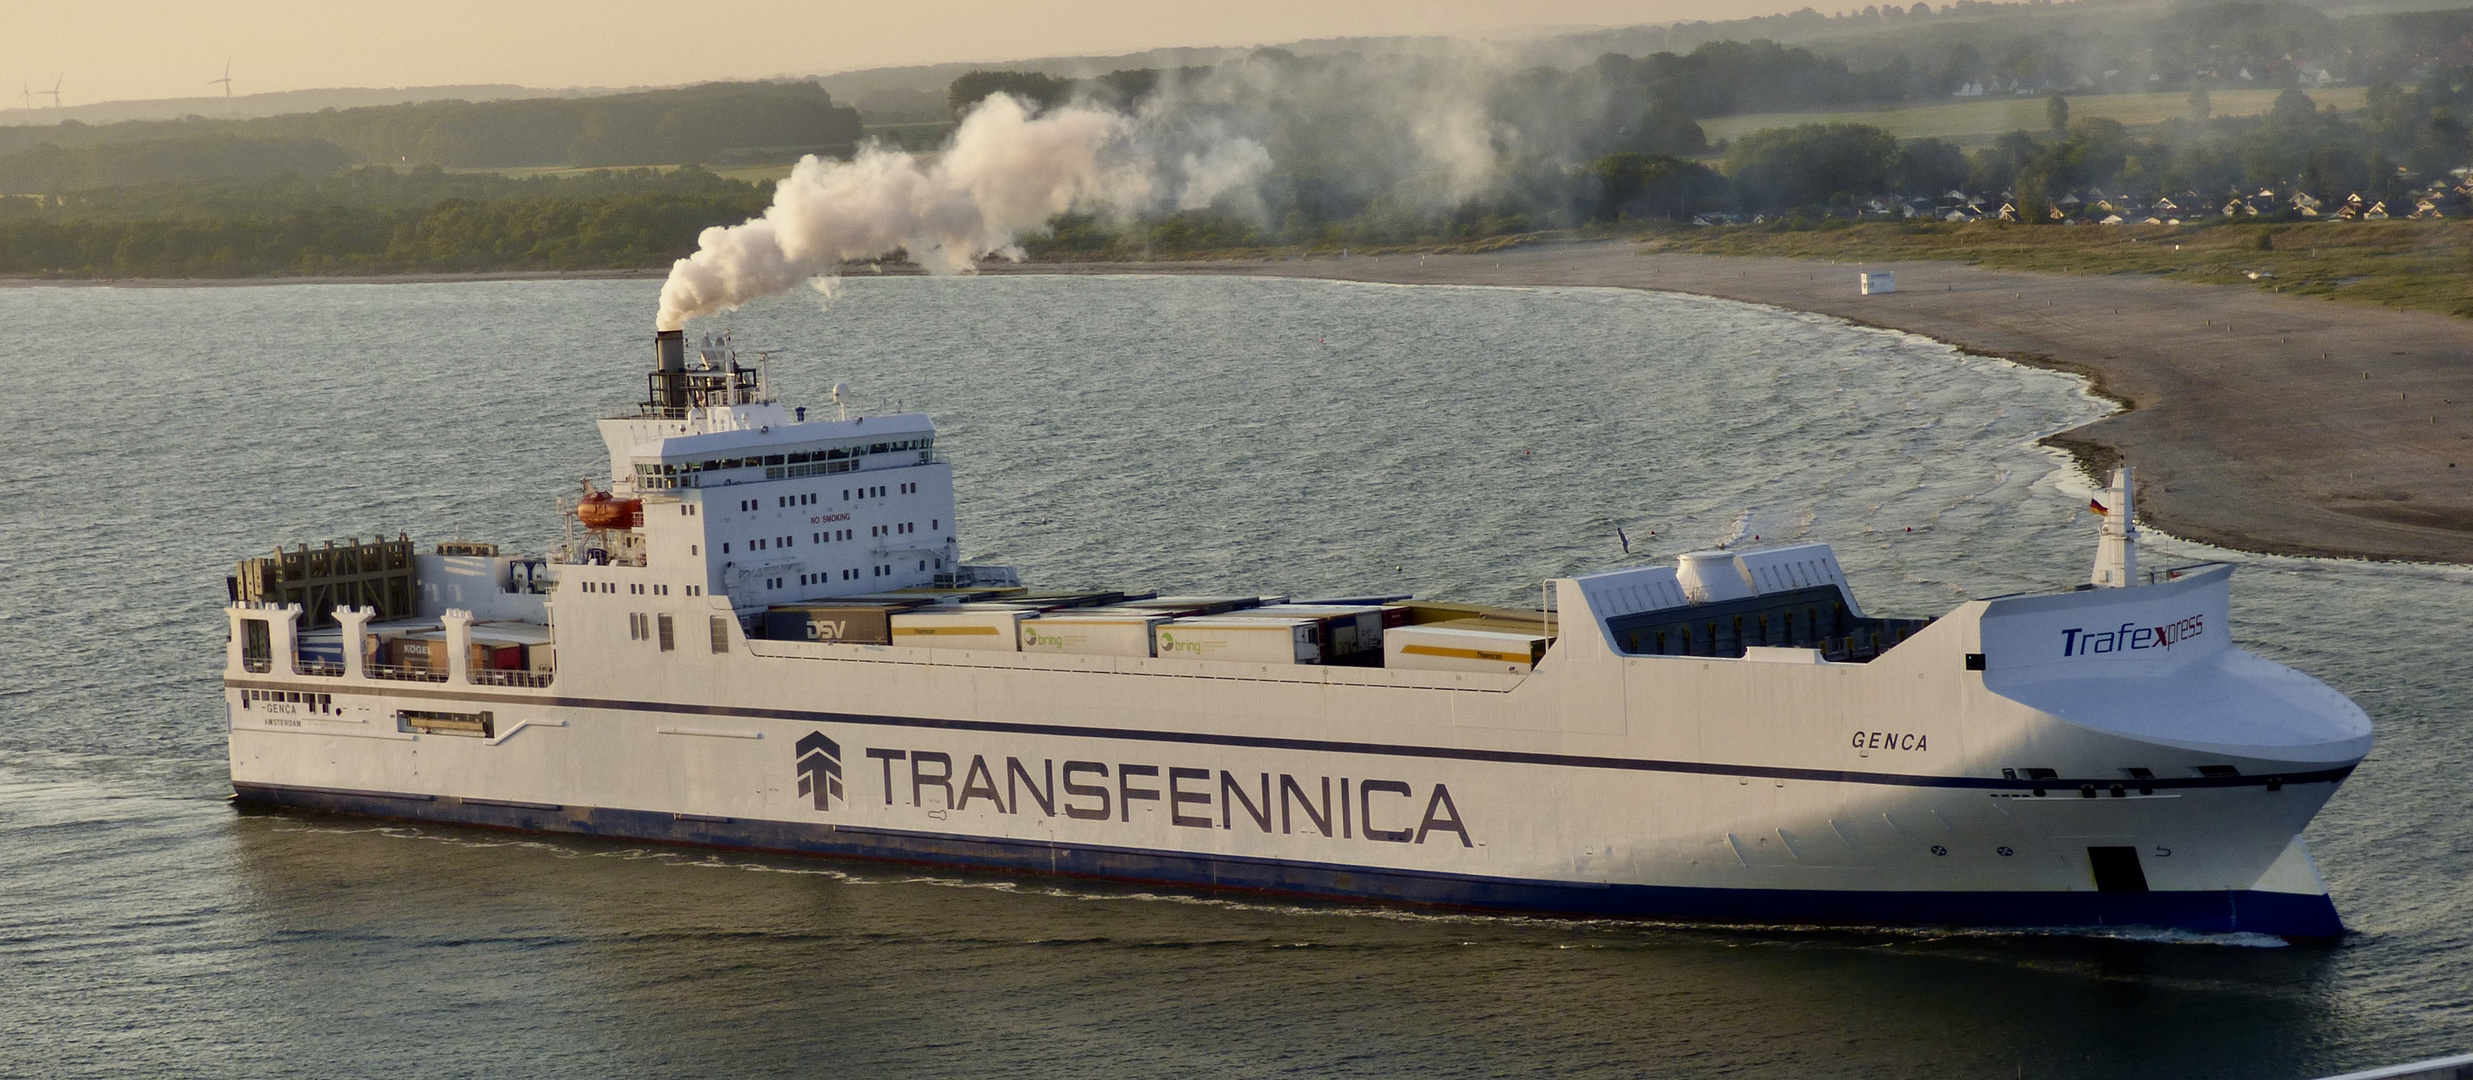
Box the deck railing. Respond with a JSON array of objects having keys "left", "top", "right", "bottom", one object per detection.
[
  {"left": 368, "top": 664, "right": 448, "bottom": 683},
  {"left": 471, "top": 669, "right": 554, "bottom": 689}
]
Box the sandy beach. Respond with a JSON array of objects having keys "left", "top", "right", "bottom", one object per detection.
[
  {"left": 14, "top": 242, "right": 2470, "bottom": 562},
  {"left": 987, "top": 245, "right": 2473, "bottom": 565}
]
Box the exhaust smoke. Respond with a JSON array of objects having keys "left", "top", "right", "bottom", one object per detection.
[
  {"left": 652, "top": 48, "right": 1549, "bottom": 332},
  {"left": 656, "top": 93, "right": 1155, "bottom": 331}
]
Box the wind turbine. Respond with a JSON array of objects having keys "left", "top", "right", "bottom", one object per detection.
[
  {"left": 18, "top": 83, "right": 29, "bottom": 112},
  {"left": 39, "top": 76, "right": 61, "bottom": 111},
  {"left": 209, "top": 61, "right": 232, "bottom": 99}
]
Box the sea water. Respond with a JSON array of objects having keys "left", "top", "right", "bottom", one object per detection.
[{"left": 0, "top": 275, "right": 2463, "bottom": 1078}]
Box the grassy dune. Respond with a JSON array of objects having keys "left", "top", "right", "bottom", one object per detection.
[
  {"left": 1650, "top": 218, "right": 2472, "bottom": 316},
  {"left": 1698, "top": 87, "right": 2371, "bottom": 146}
]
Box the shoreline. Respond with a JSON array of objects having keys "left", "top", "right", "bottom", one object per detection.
[
  {"left": 13, "top": 243, "right": 2470, "bottom": 563},
  {"left": 991, "top": 246, "right": 2473, "bottom": 566}
]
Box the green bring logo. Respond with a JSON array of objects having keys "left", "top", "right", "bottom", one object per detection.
[{"left": 1157, "top": 631, "right": 1219, "bottom": 656}]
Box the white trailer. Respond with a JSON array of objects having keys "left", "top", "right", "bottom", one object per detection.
[
  {"left": 1017, "top": 613, "right": 1168, "bottom": 657},
  {"left": 890, "top": 609, "right": 1027, "bottom": 651},
  {"left": 1156, "top": 616, "right": 1322, "bottom": 664},
  {"left": 1385, "top": 622, "right": 1548, "bottom": 673}
]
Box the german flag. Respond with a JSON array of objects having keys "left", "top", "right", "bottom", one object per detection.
[{"left": 2089, "top": 499, "right": 2109, "bottom": 515}]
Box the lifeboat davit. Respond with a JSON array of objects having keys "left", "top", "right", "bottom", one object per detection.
[{"left": 577, "top": 489, "right": 641, "bottom": 530}]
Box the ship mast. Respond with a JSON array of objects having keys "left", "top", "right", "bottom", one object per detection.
[{"left": 2090, "top": 465, "right": 2139, "bottom": 588}]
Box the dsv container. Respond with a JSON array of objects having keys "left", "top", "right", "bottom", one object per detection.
[{"left": 765, "top": 604, "right": 903, "bottom": 644}]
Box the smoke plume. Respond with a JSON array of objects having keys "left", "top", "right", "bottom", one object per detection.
[
  {"left": 657, "top": 94, "right": 1153, "bottom": 330},
  {"left": 653, "top": 53, "right": 1532, "bottom": 330},
  {"left": 655, "top": 39, "right": 1740, "bottom": 330}
]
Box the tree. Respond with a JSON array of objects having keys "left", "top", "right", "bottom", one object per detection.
[
  {"left": 2014, "top": 169, "right": 2052, "bottom": 224},
  {"left": 1892, "top": 138, "right": 1968, "bottom": 195},
  {"left": 2048, "top": 117, "right": 2133, "bottom": 189},
  {"left": 1939, "top": 42, "right": 1983, "bottom": 94},
  {"left": 0, "top": 134, "right": 349, "bottom": 192},
  {"left": 2271, "top": 87, "right": 2319, "bottom": 125},
  {"left": 1969, "top": 130, "right": 2045, "bottom": 192},
  {"left": 1587, "top": 152, "right": 1728, "bottom": 221},
  {"left": 1725, "top": 123, "right": 1899, "bottom": 208},
  {"left": 947, "top": 71, "right": 1074, "bottom": 119},
  {"left": 2047, "top": 94, "right": 2071, "bottom": 134},
  {"left": 2187, "top": 85, "right": 2212, "bottom": 121}
]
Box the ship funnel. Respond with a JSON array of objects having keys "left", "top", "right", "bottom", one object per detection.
[
  {"left": 655, "top": 329, "right": 686, "bottom": 373},
  {"left": 651, "top": 329, "right": 688, "bottom": 412},
  {"left": 2090, "top": 465, "right": 2139, "bottom": 588}
]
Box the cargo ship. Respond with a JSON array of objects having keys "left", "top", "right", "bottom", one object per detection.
[{"left": 222, "top": 329, "right": 2373, "bottom": 939}]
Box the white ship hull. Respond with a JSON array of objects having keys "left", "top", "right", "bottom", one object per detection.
[
  {"left": 225, "top": 566, "right": 2363, "bottom": 939},
  {"left": 221, "top": 330, "right": 2370, "bottom": 939}
]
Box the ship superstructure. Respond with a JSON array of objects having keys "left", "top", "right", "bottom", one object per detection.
[{"left": 222, "top": 331, "right": 2373, "bottom": 940}]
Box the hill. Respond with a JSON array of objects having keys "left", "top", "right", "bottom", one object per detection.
[
  {"left": 0, "top": 84, "right": 627, "bottom": 127},
  {"left": 0, "top": 81, "right": 862, "bottom": 179}
]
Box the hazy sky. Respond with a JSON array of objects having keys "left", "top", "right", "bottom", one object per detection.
[{"left": 15, "top": 0, "right": 1782, "bottom": 105}]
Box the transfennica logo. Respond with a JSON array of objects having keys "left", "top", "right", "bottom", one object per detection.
[{"left": 796, "top": 731, "right": 844, "bottom": 811}]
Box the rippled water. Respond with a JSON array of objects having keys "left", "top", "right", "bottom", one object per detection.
[{"left": 0, "top": 276, "right": 2465, "bottom": 1078}]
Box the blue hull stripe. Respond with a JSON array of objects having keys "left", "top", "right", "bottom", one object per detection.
[
  {"left": 224, "top": 678, "right": 2356, "bottom": 794},
  {"left": 232, "top": 783, "right": 2346, "bottom": 940}
]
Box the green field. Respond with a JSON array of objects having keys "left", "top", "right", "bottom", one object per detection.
[
  {"left": 440, "top": 161, "right": 799, "bottom": 184},
  {"left": 1699, "top": 87, "right": 2372, "bottom": 146},
  {"left": 1651, "top": 218, "right": 2472, "bottom": 317},
  {"left": 440, "top": 128, "right": 956, "bottom": 185}
]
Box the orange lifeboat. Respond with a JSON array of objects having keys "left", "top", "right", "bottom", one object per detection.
[{"left": 577, "top": 488, "right": 641, "bottom": 530}]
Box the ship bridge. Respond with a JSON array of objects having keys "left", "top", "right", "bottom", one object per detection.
[
  {"left": 624, "top": 420, "right": 937, "bottom": 492},
  {"left": 555, "top": 329, "right": 967, "bottom": 616}
]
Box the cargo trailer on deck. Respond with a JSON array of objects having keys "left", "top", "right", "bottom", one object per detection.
[
  {"left": 764, "top": 602, "right": 910, "bottom": 644},
  {"left": 1384, "top": 621, "right": 1550, "bottom": 673},
  {"left": 1015, "top": 613, "right": 1169, "bottom": 657},
  {"left": 890, "top": 608, "right": 1027, "bottom": 650},
  {"left": 1155, "top": 617, "right": 1323, "bottom": 664}
]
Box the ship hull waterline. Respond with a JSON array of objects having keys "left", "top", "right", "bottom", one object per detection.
[
  {"left": 225, "top": 673, "right": 2355, "bottom": 944},
  {"left": 229, "top": 778, "right": 2346, "bottom": 941}
]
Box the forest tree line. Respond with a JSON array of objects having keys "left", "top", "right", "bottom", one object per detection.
[
  {"left": 0, "top": 81, "right": 861, "bottom": 175},
  {"left": 0, "top": 1, "right": 2467, "bottom": 276},
  {"left": 0, "top": 167, "right": 768, "bottom": 276}
]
